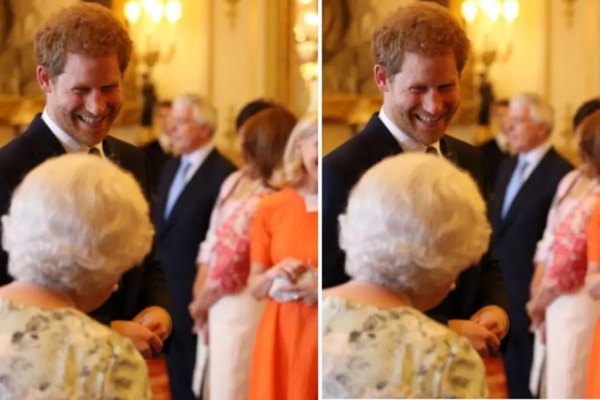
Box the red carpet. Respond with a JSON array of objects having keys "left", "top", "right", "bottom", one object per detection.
[
  {"left": 147, "top": 357, "right": 171, "bottom": 400},
  {"left": 146, "top": 355, "right": 507, "bottom": 399},
  {"left": 485, "top": 356, "right": 509, "bottom": 398}
]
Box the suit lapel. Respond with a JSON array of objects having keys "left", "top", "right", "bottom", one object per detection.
[
  {"left": 158, "top": 149, "right": 220, "bottom": 236},
  {"left": 24, "top": 115, "right": 67, "bottom": 163},
  {"left": 492, "top": 156, "right": 518, "bottom": 228},
  {"left": 362, "top": 114, "right": 403, "bottom": 161},
  {"left": 498, "top": 149, "right": 556, "bottom": 232},
  {"left": 154, "top": 158, "right": 179, "bottom": 229}
]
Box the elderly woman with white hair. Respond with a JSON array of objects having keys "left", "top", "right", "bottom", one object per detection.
[
  {"left": 247, "top": 113, "right": 318, "bottom": 400},
  {"left": 0, "top": 154, "right": 153, "bottom": 399},
  {"left": 322, "top": 153, "right": 490, "bottom": 399}
]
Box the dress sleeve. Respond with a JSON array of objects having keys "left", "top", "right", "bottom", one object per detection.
[
  {"left": 543, "top": 194, "right": 597, "bottom": 293},
  {"left": 440, "top": 338, "right": 488, "bottom": 399},
  {"left": 197, "top": 171, "right": 239, "bottom": 265},
  {"left": 250, "top": 197, "right": 272, "bottom": 268},
  {"left": 534, "top": 171, "right": 575, "bottom": 263}
]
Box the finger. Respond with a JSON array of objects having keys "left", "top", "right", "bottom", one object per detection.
[
  {"left": 148, "top": 332, "right": 164, "bottom": 354},
  {"left": 192, "top": 321, "right": 202, "bottom": 334},
  {"left": 485, "top": 331, "right": 501, "bottom": 351},
  {"left": 475, "top": 342, "right": 490, "bottom": 358},
  {"left": 141, "top": 319, "right": 161, "bottom": 331},
  {"left": 137, "top": 342, "right": 152, "bottom": 359}
]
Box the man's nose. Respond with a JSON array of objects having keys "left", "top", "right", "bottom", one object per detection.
[
  {"left": 86, "top": 91, "right": 107, "bottom": 115},
  {"left": 422, "top": 90, "right": 443, "bottom": 114}
]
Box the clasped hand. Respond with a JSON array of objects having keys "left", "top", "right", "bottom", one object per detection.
[
  {"left": 111, "top": 306, "right": 171, "bottom": 358},
  {"left": 267, "top": 258, "right": 318, "bottom": 305},
  {"left": 449, "top": 305, "right": 508, "bottom": 358}
]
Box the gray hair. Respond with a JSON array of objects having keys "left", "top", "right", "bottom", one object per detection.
[
  {"left": 173, "top": 94, "right": 218, "bottom": 134},
  {"left": 510, "top": 93, "right": 555, "bottom": 134},
  {"left": 2, "top": 154, "right": 154, "bottom": 295},
  {"left": 339, "top": 153, "right": 491, "bottom": 294}
]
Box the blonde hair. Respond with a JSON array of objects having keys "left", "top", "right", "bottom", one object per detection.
[{"left": 283, "top": 112, "right": 318, "bottom": 186}]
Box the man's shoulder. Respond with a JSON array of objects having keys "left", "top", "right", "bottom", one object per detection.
[
  {"left": 204, "top": 148, "right": 237, "bottom": 179},
  {"left": 324, "top": 119, "right": 396, "bottom": 177},
  {"left": 105, "top": 135, "right": 142, "bottom": 154},
  {"left": 444, "top": 134, "right": 481, "bottom": 154},
  {"left": 0, "top": 133, "right": 31, "bottom": 163},
  {"left": 545, "top": 147, "right": 574, "bottom": 171},
  {"left": 0, "top": 132, "right": 44, "bottom": 187}
]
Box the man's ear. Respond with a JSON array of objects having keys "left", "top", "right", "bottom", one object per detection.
[
  {"left": 36, "top": 66, "right": 53, "bottom": 93},
  {"left": 374, "top": 64, "right": 391, "bottom": 93}
]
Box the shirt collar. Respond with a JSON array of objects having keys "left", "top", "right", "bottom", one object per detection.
[
  {"left": 181, "top": 142, "right": 215, "bottom": 178},
  {"left": 519, "top": 140, "right": 551, "bottom": 165},
  {"left": 378, "top": 108, "right": 441, "bottom": 153},
  {"left": 518, "top": 140, "right": 551, "bottom": 177},
  {"left": 42, "top": 108, "right": 105, "bottom": 157}
]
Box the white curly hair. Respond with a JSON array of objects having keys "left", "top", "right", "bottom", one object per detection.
[
  {"left": 2, "top": 153, "right": 154, "bottom": 294},
  {"left": 339, "top": 153, "right": 491, "bottom": 294}
]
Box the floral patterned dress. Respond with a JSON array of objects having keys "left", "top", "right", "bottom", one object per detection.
[
  {"left": 322, "top": 297, "right": 487, "bottom": 399},
  {"left": 0, "top": 299, "right": 150, "bottom": 399},
  {"left": 194, "top": 170, "right": 272, "bottom": 400},
  {"left": 531, "top": 169, "right": 600, "bottom": 398}
]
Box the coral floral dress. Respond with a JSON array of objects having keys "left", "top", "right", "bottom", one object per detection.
[{"left": 248, "top": 187, "right": 318, "bottom": 400}]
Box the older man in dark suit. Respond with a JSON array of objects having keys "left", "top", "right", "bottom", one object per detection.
[
  {"left": 153, "top": 94, "right": 236, "bottom": 400},
  {"left": 0, "top": 3, "right": 172, "bottom": 358},
  {"left": 491, "top": 93, "right": 572, "bottom": 398},
  {"left": 322, "top": 2, "right": 509, "bottom": 357}
]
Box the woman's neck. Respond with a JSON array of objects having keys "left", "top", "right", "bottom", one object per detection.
[
  {"left": 0, "top": 281, "right": 75, "bottom": 309},
  {"left": 324, "top": 280, "right": 414, "bottom": 309},
  {"left": 297, "top": 175, "right": 317, "bottom": 194}
]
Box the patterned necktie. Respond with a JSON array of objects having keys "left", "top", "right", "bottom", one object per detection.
[
  {"left": 164, "top": 159, "right": 191, "bottom": 219},
  {"left": 425, "top": 146, "right": 439, "bottom": 156},
  {"left": 502, "top": 157, "right": 529, "bottom": 218},
  {"left": 88, "top": 147, "right": 101, "bottom": 157}
]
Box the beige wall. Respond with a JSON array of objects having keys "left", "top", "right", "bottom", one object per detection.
[{"left": 149, "top": 0, "right": 212, "bottom": 102}]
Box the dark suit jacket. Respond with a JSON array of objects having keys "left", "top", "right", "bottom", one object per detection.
[
  {"left": 323, "top": 113, "right": 509, "bottom": 322},
  {"left": 0, "top": 114, "right": 172, "bottom": 325},
  {"left": 490, "top": 149, "right": 572, "bottom": 330},
  {"left": 152, "top": 150, "right": 236, "bottom": 334},
  {"left": 142, "top": 139, "right": 172, "bottom": 200},
  {"left": 478, "top": 138, "right": 509, "bottom": 198}
]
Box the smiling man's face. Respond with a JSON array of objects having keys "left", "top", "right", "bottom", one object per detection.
[
  {"left": 38, "top": 52, "right": 123, "bottom": 146},
  {"left": 375, "top": 51, "right": 460, "bottom": 145}
]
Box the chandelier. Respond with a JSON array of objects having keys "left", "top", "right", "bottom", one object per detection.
[
  {"left": 461, "top": 0, "right": 519, "bottom": 74},
  {"left": 123, "top": 0, "right": 183, "bottom": 73}
]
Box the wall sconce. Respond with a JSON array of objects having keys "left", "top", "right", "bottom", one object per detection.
[
  {"left": 461, "top": 0, "right": 519, "bottom": 77},
  {"left": 562, "top": 0, "right": 577, "bottom": 28},
  {"left": 124, "top": 0, "right": 183, "bottom": 75},
  {"left": 294, "top": 0, "right": 318, "bottom": 82}
]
